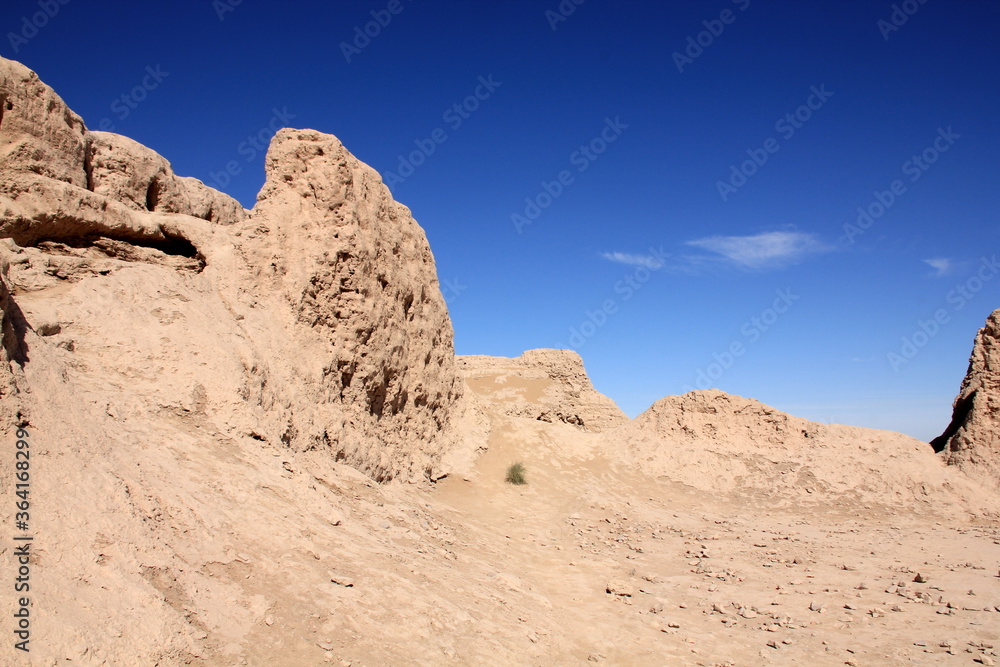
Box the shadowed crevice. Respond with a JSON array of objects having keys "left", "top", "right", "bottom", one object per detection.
[
  {"left": 1, "top": 294, "right": 30, "bottom": 365},
  {"left": 930, "top": 389, "right": 976, "bottom": 453},
  {"left": 145, "top": 178, "right": 161, "bottom": 212},
  {"left": 27, "top": 232, "right": 205, "bottom": 271}
]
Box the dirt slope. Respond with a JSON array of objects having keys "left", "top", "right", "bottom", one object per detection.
[
  {"left": 933, "top": 308, "right": 1000, "bottom": 488},
  {"left": 611, "top": 389, "right": 999, "bottom": 517}
]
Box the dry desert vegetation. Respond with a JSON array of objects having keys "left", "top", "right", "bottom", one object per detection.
[{"left": 1, "top": 56, "right": 998, "bottom": 666}]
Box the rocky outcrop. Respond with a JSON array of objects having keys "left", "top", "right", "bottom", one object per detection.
[
  {"left": 237, "top": 128, "right": 464, "bottom": 481},
  {"left": 88, "top": 131, "right": 245, "bottom": 226},
  {"left": 457, "top": 348, "right": 627, "bottom": 432},
  {"left": 0, "top": 56, "right": 90, "bottom": 187},
  {"left": 0, "top": 55, "right": 470, "bottom": 661},
  {"left": 612, "top": 389, "right": 996, "bottom": 512},
  {"left": 0, "top": 58, "right": 244, "bottom": 252},
  {"left": 0, "top": 54, "right": 465, "bottom": 484},
  {"left": 932, "top": 309, "right": 1000, "bottom": 487},
  {"left": 0, "top": 59, "right": 246, "bottom": 256}
]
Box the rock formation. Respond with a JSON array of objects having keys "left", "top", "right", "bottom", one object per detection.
[
  {"left": 611, "top": 389, "right": 996, "bottom": 513},
  {"left": 239, "top": 127, "right": 464, "bottom": 481},
  {"left": 932, "top": 308, "right": 1000, "bottom": 487},
  {"left": 87, "top": 131, "right": 245, "bottom": 226},
  {"left": 0, "top": 55, "right": 464, "bottom": 483},
  {"left": 0, "top": 54, "right": 472, "bottom": 662},
  {"left": 457, "top": 349, "right": 627, "bottom": 432},
  {"left": 0, "top": 62, "right": 242, "bottom": 249}
]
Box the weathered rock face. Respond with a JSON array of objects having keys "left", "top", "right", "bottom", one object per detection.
[
  {"left": 0, "top": 57, "right": 89, "bottom": 187},
  {"left": 0, "top": 55, "right": 469, "bottom": 661},
  {"left": 88, "top": 131, "right": 245, "bottom": 226},
  {"left": 0, "top": 55, "right": 463, "bottom": 484},
  {"left": 457, "top": 348, "right": 627, "bottom": 432},
  {"left": 932, "top": 309, "right": 1000, "bottom": 486},
  {"left": 238, "top": 128, "right": 463, "bottom": 480},
  {"left": 0, "top": 59, "right": 243, "bottom": 250},
  {"left": 612, "top": 389, "right": 997, "bottom": 513}
]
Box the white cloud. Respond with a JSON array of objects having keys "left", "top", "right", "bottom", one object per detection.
[
  {"left": 923, "top": 257, "right": 953, "bottom": 277},
  {"left": 601, "top": 251, "right": 665, "bottom": 269},
  {"left": 685, "top": 231, "right": 829, "bottom": 269}
]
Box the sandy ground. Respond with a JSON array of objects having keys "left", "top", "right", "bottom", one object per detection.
[
  {"left": 217, "top": 383, "right": 999, "bottom": 666},
  {"left": 426, "top": 416, "right": 1000, "bottom": 666},
  {"left": 3, "top": 322, "right": 996, "bottom": 665}
]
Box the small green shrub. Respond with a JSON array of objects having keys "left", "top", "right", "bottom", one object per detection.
[{"left": 505, "top": 462, "right": 527, "bottom": 485}]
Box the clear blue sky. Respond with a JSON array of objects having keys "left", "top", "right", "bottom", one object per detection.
[{"left": 4, "top": 0, "right": 998, "bottom": 440}]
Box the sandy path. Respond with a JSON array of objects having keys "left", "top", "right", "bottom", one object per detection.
[{"left": 427, "top": 410, "right": 1000, "bottom": 666}]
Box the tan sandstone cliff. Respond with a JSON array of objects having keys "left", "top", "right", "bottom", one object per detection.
[
  {"left": 0, "top": 55, "right": 465, "bottom": 483},
  {"left": 0, "top": 54, "right": 480, "bottom": 662},
  {"left": 932, "top": 308, "right": 1000, "bottom": 488}
]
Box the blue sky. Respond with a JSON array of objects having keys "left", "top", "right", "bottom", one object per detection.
[{"left": 4, "top": 0, "right": 998, "bottom": 440}]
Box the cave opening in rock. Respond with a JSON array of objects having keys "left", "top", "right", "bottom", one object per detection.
[
  {"left": 28, "top": 231, "right": 204, "bottom": 269},
  {"left": 145, "top": 178, "right": 161, "bottom": 212}
]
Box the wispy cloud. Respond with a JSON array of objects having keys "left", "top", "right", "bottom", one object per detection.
[
  {"left": 601, "top": 251, "right": 665, "bottom": 269},
  {"left": 923, "top": 257, "right": 953, "bottom": 277},
  {"left": 685, "top": 231, "right": 829, "bottom": 269}
]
